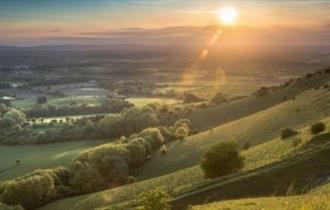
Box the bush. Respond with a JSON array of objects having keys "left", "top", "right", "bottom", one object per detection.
[
  {"left": 255, "top": 86, "right": 270, "bottom": 97},
  {"left": 175, "top": 127, "right": 189, "bottom": 140},
  {"left": 0, "top": 203, "right": 23, "bottom": 210},
  {"left": 0, "top": 168, "right": 72, "bottom": 209},
  {"left": 138, "top": 128, "right": 164, "bottom": 149},
  {"left": 211, "top": 92, "right": 229, "bottom": 104},
  {"left": 36, "top": 95, "right": 48, "bottom": 104},
  {"left": 200, "top": 141, "right": 244, "bottom": 179},
  {"left": 311, "top": 122, "right": 326, "bottom": 135},
  {"left": 70, "top": 144, "right": 130, "bottom": 190},
  {"left": 281, "top": 128, "right": 298, "bottom": 139},
  {"left": 182, "top": 93, "right": 203, "bottom": 103},
  {"left": 136, "top": 188, "right": 172, "bottom": 210}
]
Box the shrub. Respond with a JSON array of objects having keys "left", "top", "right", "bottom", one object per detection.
[
  {"left": 125, "top": 142, "right": 146, "bottom": 168},
  {"left": 310, "top": 122, "right": 326, "bottom": 135},
  {"left": 136, "top": 188, "right": 172, "bottom": 210},
  {"left": 70, "top": 144, "right": 131, "bottom": 191},
  {"left": 36, "top": 95, "right": 48, "bottom": 104},
  {"left": 211, "top": 92, "right": 229, "bottom": 104},
  {"left": 138, "top": 128, "right": 164, "bottom": 149},
  {"left": 200, "top": 141, "right": 244, "bottom": 178},
  {"left": 175, "top": 127, "right": 189, "bottom": 140},
  {"left": 0, "top": 203, "right": 23, "bottom": 210},
  {"left": 182, "top": 92, "right": 203, "bottom": 103},
  {"left": 0, "top": 168, "right": 72, "bottom": 209},
  {"left": 255, "top": 86, "right": 270, "bottom": 97},
  {"left": 174, "top": 119, "right": 191, "bottom": 130},
  {"left": 281, "top": 128, "right": 298, "bottom": 139}
]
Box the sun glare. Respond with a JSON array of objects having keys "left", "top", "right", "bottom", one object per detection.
[{"left": 217, "top": 7, "right": 238, "bottom": 25}]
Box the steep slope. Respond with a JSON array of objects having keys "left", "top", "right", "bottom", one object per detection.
[
  {"left": 39, "top": 118, "right": 330, "bottom": 210},
  {"left": 172, "top": 142, "right": 330, "bottom": 210},
  {"left": 190, "top": 187, "right": 330, "bottom": 210},
  {"left": 140, "top": 87, "right": 330, "bottom": 179},
  {"left": 182, "top": 69, "right": 330, "bottom": 130}
]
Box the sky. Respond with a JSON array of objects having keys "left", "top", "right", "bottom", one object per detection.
[{"left": 0, "top": 0, "right": 329, "bottom": 46}]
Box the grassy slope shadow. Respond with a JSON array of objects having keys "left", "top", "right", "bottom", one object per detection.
[{"left": 171, "top": 143, "right": 330, "bottom": 210}]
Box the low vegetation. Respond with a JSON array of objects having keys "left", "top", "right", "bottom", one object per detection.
[
  {"left": 310, "top": 122, "right": 326, "bottom": 135},
  {"left": 281, "top": 128, "right": 299, "bottom": 140},
  {"left": 200, "top": 141, "right": 244, "bottom": 178}
]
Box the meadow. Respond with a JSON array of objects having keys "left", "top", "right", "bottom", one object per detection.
[
  {"left": 39, "top": 101, "right": 330, "bottom": 210},
  {"left": 0, "top": 139, "right": 108, "bottom": 181}
]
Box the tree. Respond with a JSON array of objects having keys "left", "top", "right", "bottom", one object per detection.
[
  {"left": 136, "top": 188, "right": 172, "bottom": 210},
  {"left": 281, "top": 128, "right": 298, "bottom": 139},
  {"left": 182, "top": 92, "right": 203, "bottom": 103},
  {"left": 200, "top": 141, "right": 244, "bottom": 178},
  {"left": 37, "top": 95, "right": 48, "bottom": 104},
  {"left": 138, "top": 128, "right": 164, "bottom": 149},
  {"left": 0, "top": 203, "right": 24, "bottom": 210},
  {"left": 175, "top": 127, "right": 188, "bottom": 140},
  {"left": 211, "top": 92, "right": 230, "bottom": 104},
  {"left": 310, "top": 122, "right": 326, "bottom": 135}
]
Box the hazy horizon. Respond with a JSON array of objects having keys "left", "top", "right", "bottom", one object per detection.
[{"left": 1, "top": 0, "right": 330, "bottom": 46}]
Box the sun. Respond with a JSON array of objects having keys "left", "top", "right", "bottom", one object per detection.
[{"left": 217, "top": 7, "right": 238, "bottom": 25}]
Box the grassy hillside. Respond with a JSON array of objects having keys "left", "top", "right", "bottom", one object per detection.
[
  {"left": 190, "top": 182, "right": 330, "bottom": 210},
  {"left": 140, "top": 87, "right": 330, "bottom": 179},
  {"left": 39, "top": 118, "right": 330, "bottom": 210},
  {"left": 0, "top": 139, "right": 108, "bottom": 181},
  {"left": 171, "top": 141, "right": 330, "bottom": 210},
  {"left": 190, "top": 193, "right": 330, "bottom": 210},
  {"left": 35, "top": 70, "right": 330, "bottom": 210},
  {"left": 183, "top": 70, "right": 330, "bottom": 130}
]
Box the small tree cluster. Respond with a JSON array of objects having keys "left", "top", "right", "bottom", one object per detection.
[
  {"left": 0, "top": 202, "right": 23, "bottom": 210},
  {"left": 200, "top": 141, "right": 244, "bottom": 179},
  {"left": 0, "top": 167, "right": 73, "bottom": 210},
  {"left": 171, "top": 119, "right": 191, "bottom": 140}
]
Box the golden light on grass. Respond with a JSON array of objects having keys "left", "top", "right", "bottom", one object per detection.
[{"left": 217, "top": 7, "right": 238, "bottom": 25}]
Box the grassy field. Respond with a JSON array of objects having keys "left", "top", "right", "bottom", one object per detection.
[
  {"left": 190, "top": 193, "right": 330, "bottom": 210},
  {"left": 182, "top": 71, "right": 330, "bottom": 130},
  {"left": 127, "top": 97, "right": 180, "bottom": 107},
  {"left": 38, "top": 117, "right": 330, "bottom": 210},
  {"left": 12, "top": 95, "right": 104, "bottom": 110},
  {"left": 0, "top": 139, "right": 109, "bottom": 181},
  {"left": 190, "top": 182, "right": 330, "bottom": 210},
  {"left": 171, "top": 141, "right": 330, "bottom": 209},
  {"left": 140, "top": 88, "right": 330, "bottom": 179}
]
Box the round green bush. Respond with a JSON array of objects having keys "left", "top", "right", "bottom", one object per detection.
[
  {"left": 311, "top": 122, "right": 326, "bottom": 135},
  {"left": 200, "top": 141, "right": 244, "bottom": 178}
]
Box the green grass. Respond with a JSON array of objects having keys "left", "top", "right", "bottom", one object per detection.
[
  {"left": 171, "top": 142, "right": 330, "bottom": 210},
  {"left": 35, "top": 73, "right": 330, "bottom": 210},
  {"left": 140, "top": 88, "right": 330, "bottom": 179},
  {"left": 190, "top": 183, "right": 330, "bottom": 210},
  {"left": 12, "top": 96, "right": 103, "bottom": 110},
  {"left": 190, "top": 194, "right": 330, "bottom": 210},
  {"left": 182, "top": 72, "right": 330, "bottom": 130},
  {"left": 38, "top": 118, "right": 330, "bottom": 210},
  {"left": 127, "top": 97, "right": 180, "bottom": 108},
  {"left": 49, "top": 96, "right": 103, "bottom": 107},
  {"left": 0, "top": 139, "right": 108, "bottom": 181}
]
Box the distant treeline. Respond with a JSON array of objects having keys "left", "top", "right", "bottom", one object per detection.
[{"left": 25, "top": 98, "right": 133, "bottom": 118}]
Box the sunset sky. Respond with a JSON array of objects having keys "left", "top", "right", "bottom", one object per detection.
[{"left": 1, "top": 0, "right": 329, "bottom": 46}]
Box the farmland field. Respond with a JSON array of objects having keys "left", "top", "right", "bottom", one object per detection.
[{"left": 0, "top": 139, "right": 109, "bottom": 181}]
